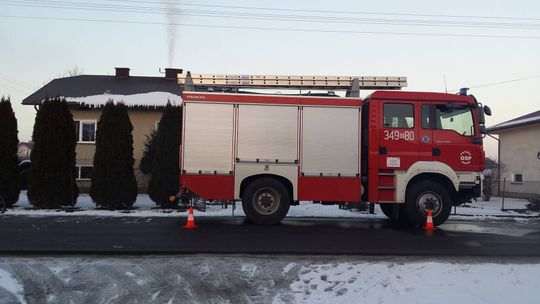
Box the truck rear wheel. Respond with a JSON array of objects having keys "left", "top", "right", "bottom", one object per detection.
[
  {"left": 242, "top": 177, "right": 291, "bottom": 225},
  {"left": 404, "top": 180, "right": 452, "bottom": 227}
]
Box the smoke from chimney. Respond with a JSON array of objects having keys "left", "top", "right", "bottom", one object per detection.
[{"left": 162, "top": 0, "right": 179, "bottom": 67}]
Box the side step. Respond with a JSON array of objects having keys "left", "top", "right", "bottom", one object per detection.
[{"left": 378, "top": 170, "right": 396, "bottom": 202}]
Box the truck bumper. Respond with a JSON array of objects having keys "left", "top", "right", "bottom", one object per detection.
[{"left": 455, "top": 174, "right": 482, "bottom": 204}]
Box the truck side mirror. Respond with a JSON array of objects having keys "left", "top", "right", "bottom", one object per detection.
[
  {"left": 478, "top": 107, "right": 486, "bottom": 125},
  {"left": 483, "top": 105, "right": 492, "bottom": 116}
]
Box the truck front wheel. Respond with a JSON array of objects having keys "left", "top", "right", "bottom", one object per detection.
[
  {"left": 242, "top": 178, "right": 291, "bottom": 225},
  {"left": 404, "top": 180, "right": 452, "bottom": 227},
  {"left": 379, "top": 203, "right": 409, "bottom": 223}
]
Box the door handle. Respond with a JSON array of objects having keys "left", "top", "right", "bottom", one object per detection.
[
  {"left": 432, "top": 148, "right": 441, "bottom": 156},
  {"left": 379, "top": 146, "right": 388, "bottom": 155}
]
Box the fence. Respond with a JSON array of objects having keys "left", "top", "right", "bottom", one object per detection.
[
  {"left": 483, "top": 179, "right": 540, "bottom": 213},
  {"left": 447, "top": 178, "right": 539, "bottom": 216}
]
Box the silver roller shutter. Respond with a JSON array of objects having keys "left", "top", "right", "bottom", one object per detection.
[
  {"left": 301, "top": 107, "right": 360, "bottom": 176},
  {"left": 183, "top": 103, "right": 234, "bottom": 174},
  {"left": 237, "top": 104, "right": 298, "bottom": 163}
]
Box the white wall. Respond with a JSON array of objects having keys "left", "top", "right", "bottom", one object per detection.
[{"left": 498, "top": 123, "right": 540, "bottom": 196}]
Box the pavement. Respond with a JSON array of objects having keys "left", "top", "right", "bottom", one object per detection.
[{"left": 1, "top": 215, "right": 540, "bottom": 256}]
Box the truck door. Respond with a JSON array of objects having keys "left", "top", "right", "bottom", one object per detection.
[
  {"left": 418, "top": 103, "right": 433, "bottom": 162},
  {"left": 430, "top": 102, "right": 482, "bottom": 171},
  {"left": 379, "top": 101, "right": 418, "bottom": 171}
]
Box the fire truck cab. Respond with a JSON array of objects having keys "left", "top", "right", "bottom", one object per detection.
[
  {"left": 178, "top": 73, "right": 490, "bottom": 227},
  {"left": 363, "top": 90, "right": 487, "bottom": 226}
]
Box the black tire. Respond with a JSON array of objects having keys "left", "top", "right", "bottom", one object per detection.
[
  {"left": 379, "top": 203, "right": 409, "bottom": 223},
  {"left": 404, "top": 180, "right": 452, "bottom": 227},
  {"left": 242, "top": 177, "right": 291, "bottom": 225},
  {"left": 379, "top": 203, "right": 396, "bottom": 219}
]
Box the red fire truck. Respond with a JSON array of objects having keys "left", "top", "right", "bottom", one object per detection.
[{"left": 177, "top": 73, "right": 491, "bottom": 226}]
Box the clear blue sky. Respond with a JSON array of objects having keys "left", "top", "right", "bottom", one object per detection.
[{"left": 1, "top": 0, "right": 540, "bottom": 159}]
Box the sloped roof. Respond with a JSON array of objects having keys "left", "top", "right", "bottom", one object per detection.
[
  {"left": 22, "top": 75, "right": 184, "bottom": 107},
  {"left": 487, "top": 109, "right": 540, "bottom": 133}
]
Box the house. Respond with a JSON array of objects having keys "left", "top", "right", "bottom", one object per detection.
[
  {"left": 17, "top": 142, "right": 33, "bottom": 161},
  {"left": 487, "top": 109, "right": 540, "bottom": 198},
  {"left": 22, "top": 67, "right": 184, "bottom": 192}
]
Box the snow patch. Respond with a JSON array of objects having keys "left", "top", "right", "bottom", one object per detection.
[
  {"left": 199, "top": 265, "right": 210, "bottom": 276},
  {"left": 282, "top": 263, "right": 297, "bottom": 275},
  {"left": 0, "top": 268, "right": 26, "bottom": 304},
  {"left": 1, "top": 256, "right": 540, "bottom": 304},
  {"left": 241, "top": 264, "right": 257, "bottom": 278},
  {"left": 49, "top": 265, "right": 67, "bottom": 274},
  {"left": 64, "top": 91, "right": 182, "bottom": 107},
  {"left": 291, "top": 262, "right": 540, "bottom": 304},
  {"left": 125, "top": 271, "right": 136, "bottom": 277}
]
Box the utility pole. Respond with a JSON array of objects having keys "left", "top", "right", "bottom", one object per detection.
[{"left": 486, "top": 133, "right": 500, "bottom": 195}]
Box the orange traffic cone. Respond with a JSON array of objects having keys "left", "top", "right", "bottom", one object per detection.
[
  {"left": 424, "top": 210, "right": 436, "bottom": 232},
  {"left": 183, "top": 207, "right": 198, "bottom": 229}
]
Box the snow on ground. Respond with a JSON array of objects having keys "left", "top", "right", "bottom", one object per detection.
[
  {"left": 290, "top": 260, "right": 540, "bottom": 304},
  {"left": 454, "top": 196, "right": 533, "bottom": 216},
  {"left": 0, "top": 255, "right": 539, "bottom": 304},
  {"left": 0, "top": 269, "right": 25, "bottom": 304},
  {"left": 4, "top": 191, "right": 537, "bottom": 219}
]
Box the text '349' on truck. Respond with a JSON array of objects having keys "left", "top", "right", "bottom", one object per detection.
[{"left": 176, "top": 72, "right": 492, "bottom": 227}]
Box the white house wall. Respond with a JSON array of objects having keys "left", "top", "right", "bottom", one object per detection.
[{"left": 498, "top": 123, "right": 540, "bottom": 196}]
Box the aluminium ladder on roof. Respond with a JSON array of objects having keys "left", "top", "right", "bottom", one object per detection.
[{"left": 178, "top": 72, "right": 407, "bottom": 97}]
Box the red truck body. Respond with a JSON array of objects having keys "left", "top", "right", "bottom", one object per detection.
[{"left": 178, "top": 90, "right": 487, "bottom": 226}]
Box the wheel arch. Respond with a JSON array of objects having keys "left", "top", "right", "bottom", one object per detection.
[
  {"left": 239, "top": 174, "right": 294, "bottom": 201},
  {"left": 405, "top": 173, "right": 457, "bottom": 202},
  {"left": 395, "top": 161, "right": 460, "bottom": 203}
]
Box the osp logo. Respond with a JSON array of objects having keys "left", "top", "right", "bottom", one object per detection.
[{"left": 460, "top": 151, "right": 472, "bottom": 165}]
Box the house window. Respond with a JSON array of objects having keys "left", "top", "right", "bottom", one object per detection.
[
  {"left": 75, "top": 120, "right": 96, "bottom": 143},
  {"left": 76, "top": 165, "right": 93, "bottom": 180},
  {"left": 513, "top": 173, "right": 523, "bottom": 184},
  {"left": 383, "top": 104, "right": 414, "bottom": 128}
]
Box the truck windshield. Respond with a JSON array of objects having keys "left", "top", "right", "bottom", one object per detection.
[{"left": 435, "top": 105, "right": 474, "bottom": 136}]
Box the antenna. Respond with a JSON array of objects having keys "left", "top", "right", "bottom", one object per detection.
[{"left": 444, "top": 75, "right": 448, "bottom": 93}]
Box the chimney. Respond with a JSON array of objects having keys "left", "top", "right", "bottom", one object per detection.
[
  {"left": 165, "top": 68, "right": 183, "bottom": 80},
  {"left": 115, "top": 67, "right": 130, "bottom": 78}
]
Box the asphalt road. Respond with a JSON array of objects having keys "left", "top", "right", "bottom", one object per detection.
[{"left": 1, "top": 215, "right": 540, "bottom": 256}]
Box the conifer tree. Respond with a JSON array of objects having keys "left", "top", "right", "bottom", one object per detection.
[
  {"left": 148, "top": 103, "right": 182, "bottom": 208},
  {"left": 28, "top": 97, "right": 78, "bottom": 208},
  {"left": 140, "top": 128, "right": 157, "bottom": 175},
  {"left": 0, "top": 96, "right": 20, "bottom": 208},
  {"left": 90, "top": 101, "right": 138, "bottom": 209}
]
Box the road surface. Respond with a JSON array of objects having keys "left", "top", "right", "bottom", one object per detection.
[{"left": 1, "top": 215, "right": 539, "bottom": 256}]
